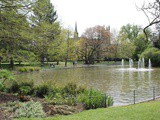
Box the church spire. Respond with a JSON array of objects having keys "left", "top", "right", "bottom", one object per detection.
[{"left": 74, "top": 21, "right": 79, "bottom": 39}]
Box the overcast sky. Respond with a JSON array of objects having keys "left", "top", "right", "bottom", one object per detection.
[{"left": 51, "top": 0, "right": 152, "bottom": 35}]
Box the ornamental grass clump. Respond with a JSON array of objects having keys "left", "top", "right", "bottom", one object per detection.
[
  {"left": 106, "top": 95, "right": 114, "bottom": 107},
  {"left": 77, "top": 88, "right": 114, "bottom": 109}
]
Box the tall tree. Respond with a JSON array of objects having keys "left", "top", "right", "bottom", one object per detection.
[
  {"left": 118, "top": 24, "right": 150, "bottom": 60},
  {"left": 31, "top": 0, "right": 57, "bottom": 24},
  {"left": 118, "top": 24, "right": 141, "bottom": 42},
  {"left": 133, "top": 33, "right": 149, "bottom": 59},
  {"left": 48, "top": 29, "right": 69, "bottom": 65},
  {"left": 117, "top": 41, "right": 136, "bottom": 59},
  {"left": 81, "top": 25, "right": 110, "bottom": 64},
  {"left": 0, "top": 0, "right": 33, "bottom": 68},
  {"left": 30, "top": 0, "right": 60, "bottom": 64}
]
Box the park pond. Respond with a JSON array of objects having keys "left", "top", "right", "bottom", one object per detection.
[{"left": 15, "top": 65, "right": 160, "bottom": 106}]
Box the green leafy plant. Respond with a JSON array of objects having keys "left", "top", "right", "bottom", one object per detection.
[
  {"left": 106, "top": 95, "right": 114, "bottom": 107},
  {"left": 44, "top": 93, "right": 54, "bottom": 103},
  {"left": 19, "top": 86, "right": 31, "bottom": 95},
  {"left": 65, "top": 95, "right": 77, "bottom": 105},
  {"left": 14, "top": 101, "right": 46, "bottom": 118},
  {"left": 77, "top": 89, "right": 113, "bottom": 109},
  {"left": 0, "top": 69, "right": 15, "bottom": 91},
  {"left": 53, "top": 94, "right": 77, "bottom": 106},
  {"left": 19, "top": 81, "right": 34, "bottom": 94},
  {"left": 50, "top": 93, "right": 64, "bottom": 105}
]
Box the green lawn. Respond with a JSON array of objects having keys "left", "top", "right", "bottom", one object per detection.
[{"left": 16, "top": 101, "right": 160, "bottom": 120}]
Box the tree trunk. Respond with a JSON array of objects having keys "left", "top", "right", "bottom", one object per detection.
[
  {"left": 10, "top": 57, "right": 14, "bottom": 69},
  {"left": 56, "top": 61, "right": 59, "bottom": 65},
  {"left": 40, "top": 54, "right": 45, "bottom": 66},
  {"left": 65, "top": 59, "right": 67, "bottom": 67},
  {"left": 18, "top": 61, "right": 22, "bottom": 65}
]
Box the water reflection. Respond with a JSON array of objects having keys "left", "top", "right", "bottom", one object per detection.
[{"left": 16, "top": 65, "right": 160, "bottom": 106}]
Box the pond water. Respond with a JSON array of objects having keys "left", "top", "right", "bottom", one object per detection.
[{"left": 15, "top": 65, "right": 160, "bottom": 106}]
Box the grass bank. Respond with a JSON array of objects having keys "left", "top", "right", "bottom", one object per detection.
[
  {"left": 0, "top": 61, "right": 122, "bottom": 70},
  {"left": 15, "top": 101, "right": 160, "bottom": 120}
]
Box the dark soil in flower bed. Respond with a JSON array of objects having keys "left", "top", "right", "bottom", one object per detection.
[{"left": 0, "top": 92, "right": 18, "bottom": 120}]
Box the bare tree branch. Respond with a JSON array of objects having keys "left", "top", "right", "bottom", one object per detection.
[{"left": 138, "top": 0, "right": 160, "bottom": 42}]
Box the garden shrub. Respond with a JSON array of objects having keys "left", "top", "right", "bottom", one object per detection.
[
  {"left": 8, "top": 81, "right": 19, "bottom": 93},
  {"left": 8, "top": 81, "right": 34, "bottom": 95},
  {"left": 34, "top": 67, "right": 41, "bottom": 71},
  {"left": 35, "top": 84, "right": 55, "bottom": 98},
  {"left": 140, "top": 47, "right": 160, "bottom": 67},
  {"left": 62, "top": 82, "right": 77, "bottom": 95},
  {"left": 28, "top": 67, "right": 34, "bottom": 72},
  {"left": 19, "top": 81, "right": 34, "bottom": 90},
  {"left": 14, "top": 101, "right": 45, "bottom": 118},
  {"left": 77, "top": 85, "right": 87, "bottom": 93},
  {"left": 18, "top": 67, "right": 28, "bottom": 72}
]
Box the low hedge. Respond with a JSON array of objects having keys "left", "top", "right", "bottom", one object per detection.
[{"left": 17, "top": 67, "right": 41, "bottom": 73}]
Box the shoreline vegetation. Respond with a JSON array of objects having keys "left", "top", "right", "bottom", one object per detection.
[
  {"left": 0, "top": 61, "right": 122, "bottom": 70},
  {"left": 0, "top": 91, "right": 160, "bottom": 120},
  {"left": 0, "top": 68, "right": 114, "bottom": 119}
]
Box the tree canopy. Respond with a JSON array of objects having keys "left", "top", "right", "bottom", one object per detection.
[
  {"left": 0, "top": 0, "right": 158, "bottom": 67},
  {"left": 0, "top": 0, "right": 62, "bottom": 67},
  {"left": 81, "top": 25, "right": 110, "bottom": 64}
]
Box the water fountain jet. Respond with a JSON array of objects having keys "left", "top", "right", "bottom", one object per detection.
[
  {"left": 149, "top": 59, "right": 152, "bottom": 69},
  {"left": 121, "top": 59, "right": 124, "bottom": 68},
  {"left": 118, "top": 58, "right": 153, "bottom": 72},
  {"left": 129, "top": 58, "right": 134, "bottom": 68},
  {"left": 142, "top": 58, "right": 145, "bottom": 68}
]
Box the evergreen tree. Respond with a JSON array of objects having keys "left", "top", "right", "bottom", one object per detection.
[
  {"left": 0, "top": 0, "right": 34, "bottom": 68},
  {"left": 30, "top": 0, "right": 60, "bottom": 64}
]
